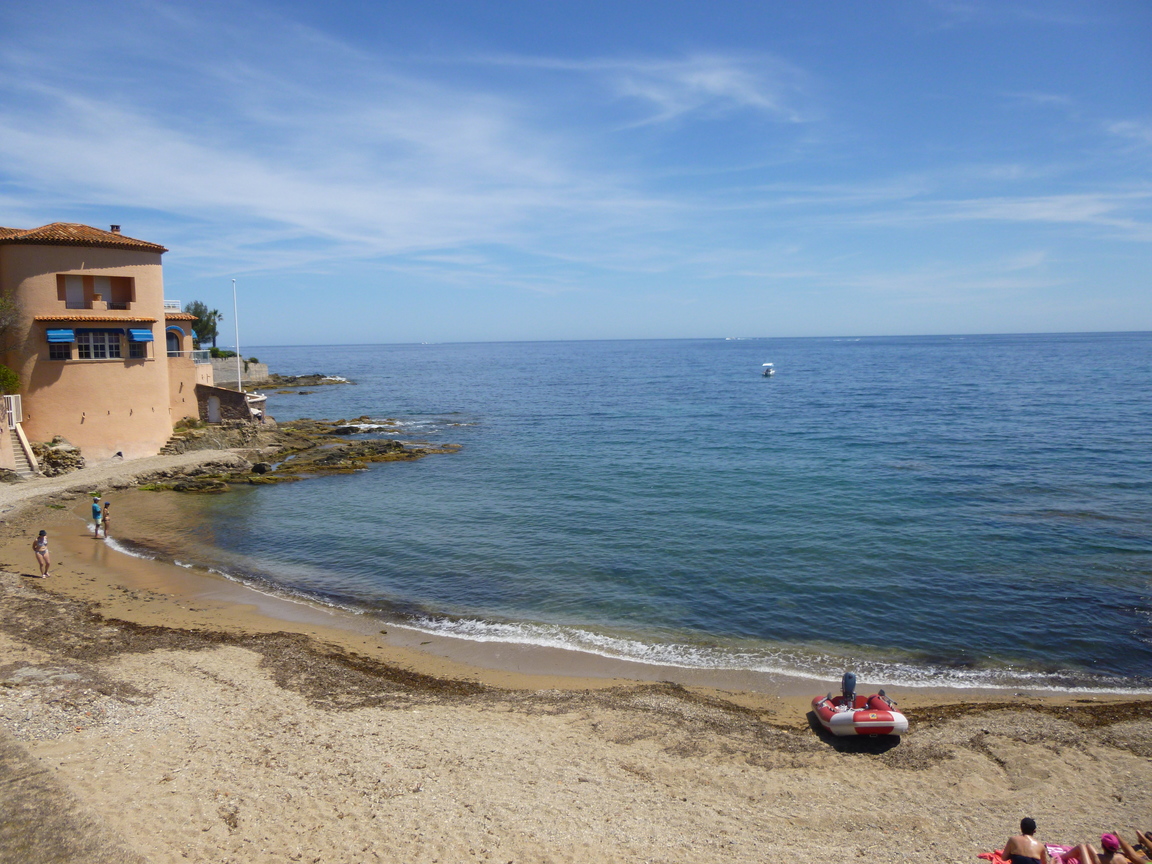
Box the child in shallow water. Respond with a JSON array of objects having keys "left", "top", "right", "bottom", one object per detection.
[
  {"left": 32, "top": 530, "right": 49, "bottom": 577},
  {"left": 101, "top": 501, "right": 111, "bottom": 538}
]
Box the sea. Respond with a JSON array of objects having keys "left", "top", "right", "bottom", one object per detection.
[{"left": 117, "top": 333, "right": 1152, "bottom": 692}]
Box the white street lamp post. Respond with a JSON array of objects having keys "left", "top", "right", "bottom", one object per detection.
[{"left": 232, "top": 278, "right": 242, "bottom": 392}]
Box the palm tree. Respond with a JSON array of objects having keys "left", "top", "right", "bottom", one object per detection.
[{"left": 206, "top": 309, "right": 223, "bottom": 348}]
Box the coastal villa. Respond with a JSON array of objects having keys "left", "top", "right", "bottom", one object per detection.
[{"left": 0, "top": 222, "right": 213, "bottom": 470}]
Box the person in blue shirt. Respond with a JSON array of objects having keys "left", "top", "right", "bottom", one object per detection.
[{"left": 91, "top": 495, "right": 103, "bottom": 539}]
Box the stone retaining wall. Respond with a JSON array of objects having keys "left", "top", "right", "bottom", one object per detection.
[{"left": 209, "top": 358, "right": 270, "bottom": 387}]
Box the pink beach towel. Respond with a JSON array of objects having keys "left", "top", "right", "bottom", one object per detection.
[{"left": 979, "top": 844, "right": 1074, "bottom": 864}]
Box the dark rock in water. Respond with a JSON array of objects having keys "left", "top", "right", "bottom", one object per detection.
[
  {"left": 0, "top": 468, "right": 25, "bottom": 484},
  {"left": 137, "top": 417, "right": 459, "bottom": 492},
  {"left": 172, "top": 478, "right": 230, "bottom": 493},
  {"left": 265, "top": 373, "right": 354, "bottom": 387}
]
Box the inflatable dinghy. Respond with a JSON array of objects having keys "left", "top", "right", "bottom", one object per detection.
[{"left": 812, "top": 673, "right": 909, "bottom": 736}]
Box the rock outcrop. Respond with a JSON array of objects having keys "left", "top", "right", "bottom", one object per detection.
[
  {"left": 31, "top": 437, "right": 86, "bottom": 477},
  {"left": 138, "top": 418, "right": 458, "bottom": 492}
]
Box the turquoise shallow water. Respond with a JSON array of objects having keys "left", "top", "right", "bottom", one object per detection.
[{"left": 136, "top": 334, "right": 1152, "bottom": 690}]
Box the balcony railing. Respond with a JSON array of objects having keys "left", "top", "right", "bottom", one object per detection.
[
  {"left": 63, "top": 300, "right": 133, "bottom": 311},
  {"left": 163, "top": 300, "right": 181, "bottom": 310},
  {"left": 167, "top": 349, "right": 211, "bottom": 364}
]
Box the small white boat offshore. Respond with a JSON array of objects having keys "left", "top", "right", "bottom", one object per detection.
[
  {"left": 762, "top": 363, "right": 775, "bottom": 377},
  {"left": 811, "top": 672, "right": 909, "bottom": 737}
]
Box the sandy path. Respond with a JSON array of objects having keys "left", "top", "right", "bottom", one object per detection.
[{"left": 0, "top": 450, "right": 248, "bottom": 515}]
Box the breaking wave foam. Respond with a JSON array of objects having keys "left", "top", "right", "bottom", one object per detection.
[{"left": 404, "top": 615, "right": 1152, "bottom": 694}]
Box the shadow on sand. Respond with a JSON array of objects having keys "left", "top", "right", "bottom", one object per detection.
[{"left": 806, "top": 711, "right": 902, "bottom": 753}]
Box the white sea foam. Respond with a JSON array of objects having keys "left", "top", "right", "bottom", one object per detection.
[
  {"left": 403, "top": 615, "right": 1152, "bottom": 694},
  {"left": 99, "top": 531, "right": 1150, "bottom": 694},
  {"left": 102, "top": 537, "right": 155, "bottom": 560}
]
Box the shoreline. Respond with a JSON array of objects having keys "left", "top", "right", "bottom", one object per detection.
[
  {"left": 1, "top": 453, "right": 1151, "bottom": 861},
  {"left": 0, "top": 461, "right": 1147, "bottom": 711}
]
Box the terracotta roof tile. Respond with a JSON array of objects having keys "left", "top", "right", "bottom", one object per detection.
[
  {"left": 35, "top": 315, "right": 158, "bottom": 322},
  {"left": 0, "top": 223, "right": 167, "bottom": 253},
  {"left": 164, "top": 312, "right": 198, "bottom": 320}
]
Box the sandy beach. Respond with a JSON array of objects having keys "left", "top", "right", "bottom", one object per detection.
[{"left": 0, "top": 453, "right": 1150, "bottom": 863}]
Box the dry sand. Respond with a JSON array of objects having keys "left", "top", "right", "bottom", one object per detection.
[{"left": 0, "top": 453, "right": 1149, "bottom": 863}]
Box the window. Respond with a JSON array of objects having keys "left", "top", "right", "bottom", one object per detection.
[
  {"left": 49, "top": 342, "right": 71, "bottom": 361},
  {"left": 107, "top": 277, "right": 133, "bottom": 310},
  {"left": 64, "top": 275, "right": 86, "bottom": 309},
  {"left": 129, "top": 341, "right": 147, "bottom": 359},
  {"left": 76, "top": 330, "right": 122, "bottom": 359}
]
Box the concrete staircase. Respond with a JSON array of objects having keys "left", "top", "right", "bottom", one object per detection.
[
  {"left": 158, "top": 433, "right": 188, "bottom": 456},
  {"left": 9, "top": 429, "right": 36, "bottom": 479}
]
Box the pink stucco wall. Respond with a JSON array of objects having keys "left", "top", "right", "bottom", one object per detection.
[
  {"left": 168, "top": 356, "right": 203, "bottom": 422},
  {"left": 0, "top": 242, "right": 186, "bottom": 460},
  {"left": 0, "top": 423, "right": 15, "bottom": 472}
]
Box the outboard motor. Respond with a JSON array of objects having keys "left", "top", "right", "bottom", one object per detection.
[{"left": 841, "top": 671, "right": 857, "bottom": 706}]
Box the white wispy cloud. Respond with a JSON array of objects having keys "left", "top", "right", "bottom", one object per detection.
[
  {"left": 0, "top": 17, "right": 682, "bottom": 272},
  {"left": 473, "top": 53, "right": 815, "bottom": 127},
  {"left": 0, "top": 0, "right": 1147, "bottom": 320},
  {"left": 0, "top": 3, "right": 830, "bottom": 280},
  {"left": 927, "top": 192, "right": 1152, "bottom": 238},
  {"left": 805, "top": 187, "right": 1152, "bottom": 241},
  {"left": 1108, "top": 120, "right": 1152, "bottom": 147},
  {"left": 926, "top": 0, "right": 1090, "bottom": 29}
]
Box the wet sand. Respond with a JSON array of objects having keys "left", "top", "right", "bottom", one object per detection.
[{"left": 1, "top": 457, "right": 1150, "bottom": 862}]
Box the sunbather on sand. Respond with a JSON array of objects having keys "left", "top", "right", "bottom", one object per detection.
[
  {"left": 1004, "top": 818, "right": 1049, "bottom": 864},
  {"left": 1062, "top": 833, "right": 1146, "bottom": 864},
  {"left": 1136, "top": 832, "right": 1152, "bottom": 861},
  {"left": 1115, "top": 832, "right": 1150, "bottom": 864}
]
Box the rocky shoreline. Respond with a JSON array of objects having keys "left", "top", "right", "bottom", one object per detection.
[
  {"left": 264, "top": 372, "right": 355, "bottom": 394},
  {"left": 130, "top": 417, "right": 459, "bottom": 493}
]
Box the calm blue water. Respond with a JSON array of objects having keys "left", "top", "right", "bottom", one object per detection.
[{"left": 155, "top": 334, "right": 1152, "bottom": 689}]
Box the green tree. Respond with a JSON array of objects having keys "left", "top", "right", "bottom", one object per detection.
[
  {"left": 0, "top": 365, "right": 18, "bottom": 395},
  {"left": 184, "top": 301, "right": 224, "bottom": 348},
  {"left": 0, "top": 294, "right": 22, "bottom": 356}
]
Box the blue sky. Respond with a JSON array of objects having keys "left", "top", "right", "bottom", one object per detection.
[{"left": 1, "top": 1, "right": 1149, "bottom": 344}]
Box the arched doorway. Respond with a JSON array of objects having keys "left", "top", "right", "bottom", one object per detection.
[{"left": 166, "top": 331, "right": 181, "bottom": 357}]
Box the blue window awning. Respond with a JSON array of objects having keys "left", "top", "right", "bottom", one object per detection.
[
  {"left": 47, "top": 329, "right": 75, "bottom": 343},
  {"left": 128, "top": 329, "right": 154, "bottom": 342}
]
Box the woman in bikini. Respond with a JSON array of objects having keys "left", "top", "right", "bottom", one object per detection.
[
  {"left": 32, "top": 530, "right": 50, "bottom": 577},
  {"left": 1061, "top": 833, "right": 1148, "bottom": 864}
]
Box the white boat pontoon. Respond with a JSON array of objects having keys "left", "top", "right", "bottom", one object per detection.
[{"left": 762, "top": 363, "right": 775, "bottom": 377}]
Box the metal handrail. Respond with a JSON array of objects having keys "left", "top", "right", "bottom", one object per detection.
[
  {"left": 2, "top": 395, "right": 20, "bottom": 431},
  {"left": 167, "top": 349, "right": 211, "bottom": 364},
  {"left": 163, "top": 300, "right": 181, "bottom": 309},
  {"left": 63, "top": 301, "right": 135, "bottom": 310}
]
